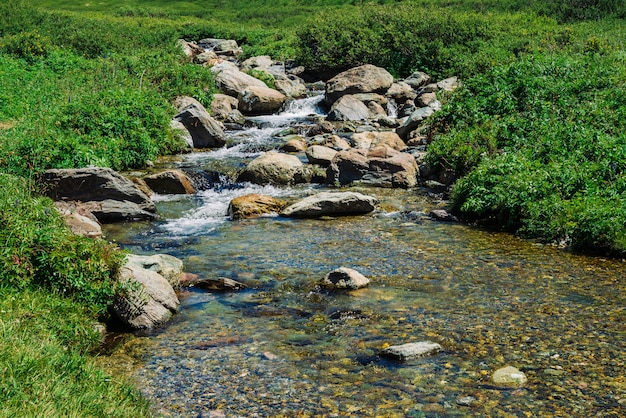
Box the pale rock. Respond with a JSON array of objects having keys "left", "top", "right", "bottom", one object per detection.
[
  {"left": 238, "top": 151, "right": 304, "bottom": 185},
  {"left": 381, "top": 341, "right": 442, "bottom": 361},
  {"left": 320, "top": 267, "right": 371, "bottom": 290},
  {"left": 280, "top": 191, "right": 377, "bottom": 218},
  {"left": 125, "top": 254, "right": 184, "bottom": 287},
  {"left": 327, "top": 95, "right": 370, "bottom": 121},
  {"left": 305, "top": 145, "right": 337, "bottom": 167},
  {"left": 492, "top": 366, "right": 528, "bottom": 387},
  {"left": 325, "top": 64, "right": 394, "bottom": 105},
  {"left": 238, "top": 85, "right": 287, "bottom": 115}
]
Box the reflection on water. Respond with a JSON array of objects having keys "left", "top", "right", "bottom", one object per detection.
[{"left": 104, "top": 188, "right": 626, "bottom": 417}]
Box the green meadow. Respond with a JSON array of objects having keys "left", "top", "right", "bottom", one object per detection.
[{"left": 1, "top": 0, "right": 625, "bottom": 415}]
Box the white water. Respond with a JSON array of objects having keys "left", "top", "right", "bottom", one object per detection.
[{"left": 156, "top": 94, "right": 328, "bottom": 237}]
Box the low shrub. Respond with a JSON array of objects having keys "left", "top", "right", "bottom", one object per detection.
[{"left": 0, "top": 174, "right": 125, "bottom": 317}]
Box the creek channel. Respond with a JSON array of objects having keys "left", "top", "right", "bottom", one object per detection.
[{"left": 102, "top": 94, "right": 626, "bottom": 417}]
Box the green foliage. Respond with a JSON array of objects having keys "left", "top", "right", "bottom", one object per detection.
[
  {"left": 0, "top": 287, "right": 150, "bottom": 417},
  {"left": 0, "top": 30, "right": 50, "bottom": 63},
  {"left": 433, "top": 51, "right": 626, "bottom": 254},
  {"left": 0, "top": 175, "right": 125, "bottom": 316},
  {"left": 246, "top": 68, "right": 276, "bottom": 89}
]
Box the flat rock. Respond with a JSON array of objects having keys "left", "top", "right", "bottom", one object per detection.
[
  {"left": 380, "top": 341, "right": 442, "bottom": 361},
  {"left": 320, "top": 267, "right": 370, "bottom": 290},
  {"left": 280, "top": 191, "right": 377, "bottom": 218},
  {"left": 228, "top": 193, "right": 287, "bottom": 220},
  {"left": 305, "top": 145, "right": 337, "bottom": 166},
  {"left": 125, "top": 254, "right": 184, "bottom": 287}
]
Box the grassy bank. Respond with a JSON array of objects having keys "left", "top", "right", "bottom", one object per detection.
[{"left": 1, "top": 0, "right": 626, "bottom": 415}]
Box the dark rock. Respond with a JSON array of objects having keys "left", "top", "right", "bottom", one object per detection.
[
  {"left": 143, "top": 169, "right": 195, "bottom": 195},
  {"left": 320, "top": 267, "right": 370, "bottom": 290}
]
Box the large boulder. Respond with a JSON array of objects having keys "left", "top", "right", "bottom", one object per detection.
[
  {"left": 228, "top": 194, "right": 287, "bottom": 220},
  {"left": 326, "top": 148, "right": 418, "bottom": 188},
  {"left": 238, "top": 85, "right": 287, "bottom": 115},
  {"left": 176, "top": 39, "right": 204, "bottom": 60},
  {"left": 143, "top": 169, "right": 195, "bottom": 195},
  {"left": 305, "top": 145, "right": 338, "bottom": 167},
  {"left": 280, "top": 191, "right": 377, "bottom": 218},
  {"left": 40, "top": 167, "right": 156, "bottom": 222},
  {"left": 319, "top": 267, "right": 371, "bottom": 290},
  {"left": 240, "top": 55, "right": 273, "bottom": 71},
  {"left": 403, "top": 71, "right": 432, "bottom": 89},
  {"left": 112, "top": 264, "right": 180, "bottom": 330},
  {"left": 351, "top": 132, "right": 407, "bottom": 151},
  {"left": 396, "top": 104, "right": 438, "bottom": 140},
  {"left": 173, "top": 98, "right": 226, "bottom": 148},
  {"left": 273, "top": 74, "right": 307, "bottom": 99},
  {"left": 238, "top": 151, "right": 304, "bottom": 185},
  {"left": 325, "top": 64, "right": 394, "bottom": 105},
  {"left": 325, "top": 149, "right": 370, "bottom": 185},
  {"left": 125, "top": 254, "right": 184, "bottom": 287},
  {"left": 326, "top": 95, "right": 370, "bottom": 121},
  {"left": 210, "top": 93, "right": 239, "bottom": 120},
  {"left": 211, "top": 62, "right": 267, "bottom": 97},
  {"left": 366, "top": 150, "right": 419, "bottom": 188}
]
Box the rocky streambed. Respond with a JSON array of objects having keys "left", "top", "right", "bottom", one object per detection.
[{"left": 45, "top": 39, "right": 626, "bottom": 417}]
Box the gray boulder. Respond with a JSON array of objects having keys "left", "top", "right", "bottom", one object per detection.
[
  {"left": 125, "top": 254, "right": 184, "bottom": 287},
  {"left": 320, "top": 267, "right": 371, "bottom": 290},
  {"left": 403, "top": 71, "right": 432, "bottom": 89},
  {"left": 380, "top": 341, "right": 442, "bottom": 361},
  {"left": 327, "top": 95, "right": 370, "bottom": 121},
  {"left": 211, "top": 62, "right": 267, "bottom": 97},
  {"left": 112, "top": 264, "right": 180, "bottom": 330},
  {"left": 40, "top": 167, "right": 156, "bottom": 222},
  {"left": 240, "top": 55, "right": 273, "bottom": 71},
  {"left": 280, "top": 191, "right": 377, "bottom": 218},
  {"left": 396, "top": 104, "right": 438, "bottom": 140},
  {"left": 325, "top": 64, "right": 394, "bottom": 105},
  {"left": 238, "top": 85, "right": 286, "bottom": 115},
  {"left": 173, "top": 98, "right": 226, "bottom": 148},
  {"left": 325, "top": 149, "right": 370, "bottom": 185},
  {"left": 238, "top": 151, "right": 304, "bottom": 185},
  {"left": 274, "top": 74, "right": 307, "bottom": 99},
  {"left": 170, "top": 119, "right": 193, "bottom": 149}
]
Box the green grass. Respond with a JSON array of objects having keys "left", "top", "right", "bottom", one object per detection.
[
  {"left": 0, "top": 287, "right": 150, "bottom": 418},
  {"left": 1, "top": 0, "right": 626, "bottom": 416}
]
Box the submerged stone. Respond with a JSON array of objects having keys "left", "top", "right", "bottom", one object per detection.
[
  {"left": 380, "top": 341, "right": 442, "bottom": 361},
  {"left": 492, "top": 366, "right": 528, "bottom": 387}
]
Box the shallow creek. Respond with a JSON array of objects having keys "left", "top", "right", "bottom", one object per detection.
[{"left": 102, "top": 95, "right": 626, "bottom": 417}]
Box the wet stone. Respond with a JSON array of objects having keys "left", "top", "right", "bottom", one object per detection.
[
  {"left": 456, "top": 396, "right": 476, "bottom": 407},
  {"left": 492, "top": 366, "right": 528, "bottom": 387},
  {"left": 380, "top": 341, "right": 442, "bottom": 361}
]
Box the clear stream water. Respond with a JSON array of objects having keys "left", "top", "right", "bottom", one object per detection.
[{"left": 102, "top": 95, "right": 626, "bottom": 417}]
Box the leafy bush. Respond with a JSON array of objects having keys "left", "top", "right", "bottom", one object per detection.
[
  {"left": 430, "top": 50, "right": 626, "bottom": 254},
  {"left": 0, "top": 175, "right": 125, "bottom": 316},
  {"left": 0, "top": 30, "right": 50, "bottom": 63}
]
